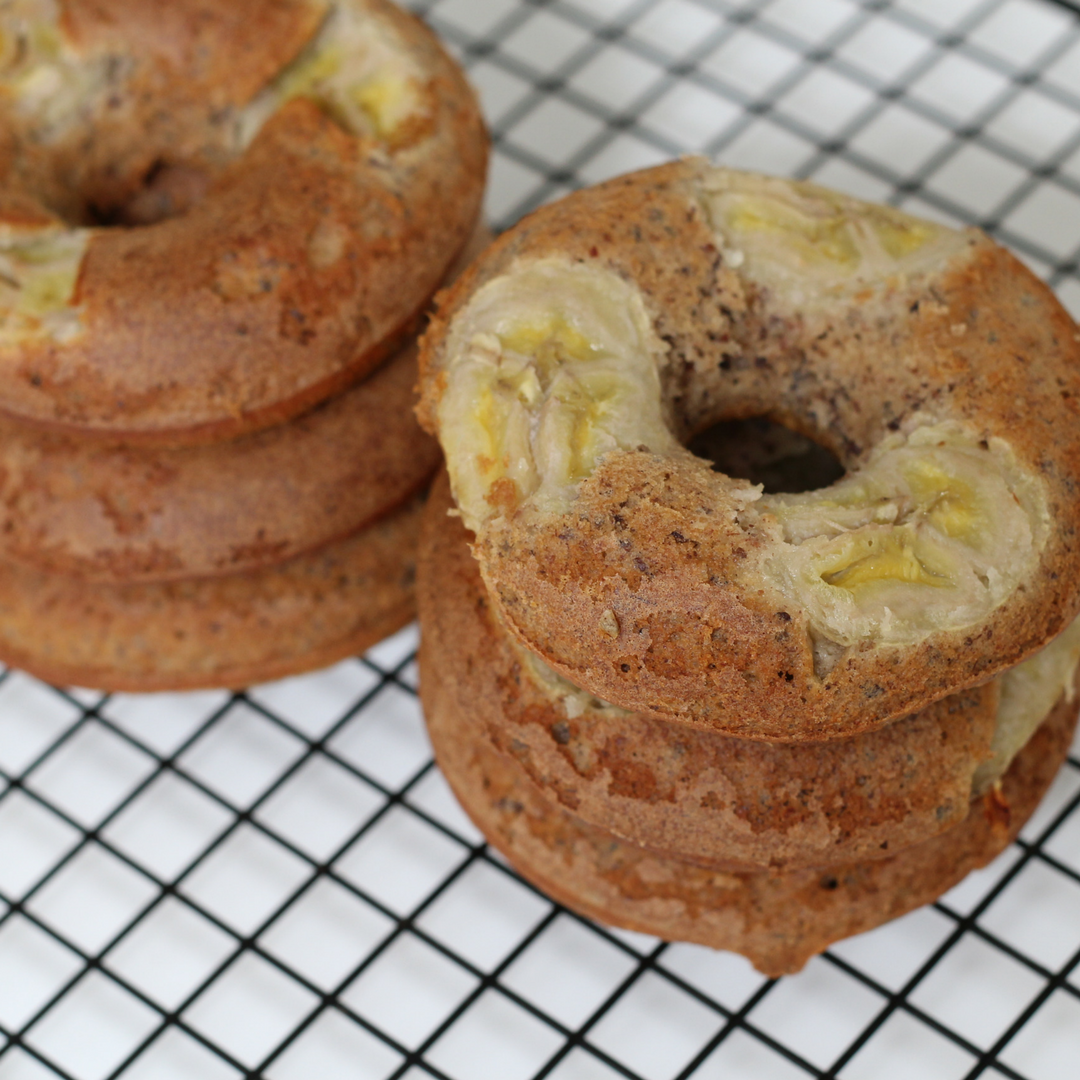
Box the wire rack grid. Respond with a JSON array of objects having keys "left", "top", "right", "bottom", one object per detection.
[{"left": 2, "top": 0, "right": 1080, "bottom": 1078}]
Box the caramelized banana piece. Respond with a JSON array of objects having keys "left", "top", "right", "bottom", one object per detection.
[
  {"left": 437, "top": 259, "right": 678, "bottom": 530},
  {"left": 761, "top": 424, "right": 1043, "bottom": 657}
]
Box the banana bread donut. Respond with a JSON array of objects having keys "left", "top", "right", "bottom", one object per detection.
[
  {"left": 418, "top": 160, "right": 1080, "bottom": 741},
  {"left": 0, "top": 491, "right": 424, "bottom": 691},
  {"left": 419, "top": 470, "right": 1080, "bottom": 871},
  {"left": 420, "top": 624, "right": 1080, "bottom": 976},
  {"left": 0, "top": 0, "right": 486, "bottom": 442}
]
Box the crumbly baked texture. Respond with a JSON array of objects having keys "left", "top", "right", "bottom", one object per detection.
[
  {"left": 0, "top": 221, "right": 492, "bottom": 583},
  {"left": 0, "top": 339, "right": 438, "bottom": 581},
  {"left": 418, "top": 472, "right": 1004, "bottom": 871},
  {"left": 0, "top": 0, "right": 487, "bottom": 442},
  {"left": 0, "top": 492, "right": 424, "bottom": 690},
  {"left": 418, "top": 159, "right": 1080, "bottom": 741},
  {"left": 420, "top": 614, "right": 1079, "bottom": 976}
]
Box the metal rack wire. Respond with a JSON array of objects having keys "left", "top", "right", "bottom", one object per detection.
[{"left": 2, "top": 1, "right": 1080, "bottom": 1077}]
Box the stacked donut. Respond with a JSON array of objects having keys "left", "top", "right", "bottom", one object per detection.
[
  {"left": 415, "top": 160, "right": 1080, "bottom": 976},
  {"left": 0, "top": 0, "right": 486, "bottom": 689}
]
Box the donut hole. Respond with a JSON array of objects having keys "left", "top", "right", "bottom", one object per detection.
[
  {"left": 12, "top": 134, "right": 219, "bottom": 230},
  {"left": 687, "top": 417, "right": 844, "bottom": 495},
  {"left": 85, "top": 160, "right": 215, "bottom": 227}
]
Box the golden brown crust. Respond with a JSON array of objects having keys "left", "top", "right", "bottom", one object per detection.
[
  {"left": 420, "top": 617, "right": 1079, "bottom": 977},
  {"left": 0, "top": 340, "right": 439, "bottom": 582},
  {"left": 0, "top": 493, "right": 424, "bottom": 691},
  {"left": 418, "top": 471, "right": 1001, "bottom": 872},
  {"left": 0, "top": 0, "right": 488, "bottom": 443},
  {"left": 418, "top": 159, "right": 1080, "bottom": 741}
]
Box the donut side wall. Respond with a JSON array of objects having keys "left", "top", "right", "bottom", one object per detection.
[
  {"left": 418, "top": 471, "right": 1006, "bottom": 873},
  {"left": 0, "top": 492, "right": 425, "bottom": 691},
  {"left": 0, "top": 343, "right": 440, "bottom": 582},
  {"left": 419, "top": 581, "right": 1080, "bottom": 978},
  {"left": 0, "top": 219, "right": 492, "bottom": 584},
  {"left": 417, "top": 159, "right": 1080, "bottom": 742}
]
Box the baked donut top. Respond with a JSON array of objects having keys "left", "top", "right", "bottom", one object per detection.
[
  {"left": 433, "top": 189, "right": 1044, "bottom": 654},
  {"left": 0, "top": 0, "right": 486, "bottom": 441},
  {"left": 419, "top": 160, "right": 1080, "bottom": 739}
]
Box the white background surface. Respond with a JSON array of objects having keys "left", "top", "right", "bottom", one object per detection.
[{"left": 2, "top": 1, "right": 1080, "bottom": 1078}]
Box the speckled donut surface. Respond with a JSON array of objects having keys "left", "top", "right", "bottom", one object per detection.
[
  {"left": 418, "top": 159, "right": 1080, "bottom": 741},
  {"left": 0, "top": 339, "right": 438, "bottom": 581},
  {"left": 0, "top": 0, "right": 487, "bottom": 442},
  {"left": 0, "top": 221, "right": 492, "bottom": 583},
  {"left": 418, "top": 472, "right": 1009, "bottom": 872},
  {"left": 420, "top": 619, "right": 1079, "bottom": 976},
  {"left": 0, "top": 492, "right": 424, "bottom": 691}
]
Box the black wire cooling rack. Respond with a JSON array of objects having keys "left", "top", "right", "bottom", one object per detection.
[{"left": 3, "top": 1, "right": 1080, "bottom": 1078}]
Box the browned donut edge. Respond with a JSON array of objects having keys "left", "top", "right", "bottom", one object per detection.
[
  {"left": 418, "top": 470, "right": 1002, "bottom": 873},
  {"left": 418, "top": 158, "right": 1080, "bottom": 742},
  {"left": 420, "top": 629, "right": 1078, "bottom": 978},
  {"left": 0, "top": 493, "right": 425, "bottom": 692}
]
